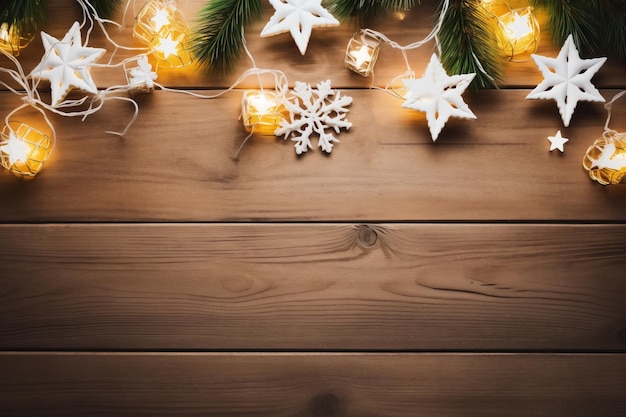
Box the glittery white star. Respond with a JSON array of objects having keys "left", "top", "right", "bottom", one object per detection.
[
  {"left": 526, "top": 34, "right": 606, "bottom": 127},
  {"left": 260, "top": 0, "right": 339, "bottom": 55},
  {"left": 547, "top": 130, "right": 569, "bottom": 152},
  {"left": 0, "top": 131, "right": 30, "bottom": 166},
  {"left": 402, "top": 54, "right": 476, "bottom": 141},
  {"left": 30, "top": 21, "right": 106, "bottom": 107}
]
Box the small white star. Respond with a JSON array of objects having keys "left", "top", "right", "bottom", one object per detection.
[
  {"left": 154, "top": 33, "right": 179, "bottom": 59},
  {"left": 505, "top": 11, "right": 532, "bottom": 40},
  {"left": 260, "top": 0, "right": 339, "bottom": 55},
  {"left": 0, "top": 131, "right": 30, "bottom": 166},
  {"left": 547, "top": 130, "right": 569, "bottom": 152},
  {"left": 526, "top": 34, "right": 606, "bottom": 127},
  {"left": 151, "top": 7, "right": 171, "bottom": 32},
  {"left": 350, "top": 46, "right": 373, "bottom": 69}
]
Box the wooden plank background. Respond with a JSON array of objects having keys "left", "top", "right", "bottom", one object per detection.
[{"left": 1, "top": 0, "right": 625, "bottom": 415}]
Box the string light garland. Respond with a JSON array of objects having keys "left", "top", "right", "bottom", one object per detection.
[
  {"left": 583, "top": 91, "right": 626, "bottom": 186},
  {"left": 492, "top": 6, "right": 540, "bottom": 61}
]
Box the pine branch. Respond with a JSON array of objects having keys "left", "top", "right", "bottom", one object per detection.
[
  {"left": 438, "top": 0, "right": 503, "bottom": 89},
  {"left": 88, "top": 0, "right": 124, "bottom": 19},
  {"left": 327, "top": 0, "right": 418, "bottom": 20},
  {"left": 191, "top": 0, "right": 264, "bottom": 74},
  {"left": 0, "top": 0, "right": 48, "bottom": 35}
]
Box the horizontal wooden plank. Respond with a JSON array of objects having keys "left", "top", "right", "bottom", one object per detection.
[
  {"left": 0, "top": 0, "right": 623, "bottom": 90},
  {"left": 1, "top": 224, "right": 625, "bottom": 351},
  {"left": 1, "top": 352, "right": 625, "bottom": 417},
  {"left": 1, "top": 89, "right": 625, "bottom": 222}
]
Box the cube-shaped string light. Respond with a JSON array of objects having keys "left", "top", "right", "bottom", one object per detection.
[
  {"left": 241, "top": 91, "right": 285, "bottom": 136},
  {"left": 0, "top": 23, "right": 33, "bottom": 56},
  {"left": 494, "top": 7, "right": 540, "bottom": 61},
  {"left": 0, "top": 121, "right": 54, "bottom": 178},
  {"left": 148, "top": 23, "right": 193, "bottom": 68},
  {"left": 345, "top": 30, "right": 381, "bottom": 77},
  {"left": 133, "top": 0, "right": 184, "bottom": 45},
  {"left": 583, "top": 133, "right": 626, "bottom": 185}
]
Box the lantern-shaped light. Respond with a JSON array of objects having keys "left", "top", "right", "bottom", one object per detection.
[
  {"left": 583, "top": 132, "right": 626, "bottom": 185},
  {"left": 241, "top": 91, "right": 285, "bottom": 136},
  {"left": 148, "top": 24, "right": 193, "bottom": 68},
  {"left": 0, "top": 23, "right": 33, "bottom": 56},
  {"left": 133, "top": 0, "right": 184, "bottom": 45},
  {"left": 495, "top": 7, "right": 540, "bottom": 60},
  {"left": 345, "top": 30, "right": 381, "bottom": 77},
  {"left": 0, "top": 122, "right": 54, "bottom": 178}
]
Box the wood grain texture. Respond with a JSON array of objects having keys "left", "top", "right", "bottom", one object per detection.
[
  {"left": 1, "top": 353, "right": 625, "bottom": 417},
  {"left": 0, "top": 0, "right": 623, "bottom": 90},
  {"left": 0, "top": 89, "right": 625, "bottom": 221},
  {"left": 1, "top": 224, "right": 625, "bottom": 351}
]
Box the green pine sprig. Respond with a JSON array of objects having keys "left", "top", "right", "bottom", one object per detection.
[
  {"left": 0, "top": 0, "right": 48, "bottom": 36},
  {"left": 531, "top": 0, "right": 626, "bottom": 59},
  {"left": 327, "top": 0, "right": 418, "bottom": 20},
  {"left": 437, "top": 0, "right": 503, "bottom": 89},
  {"left": 191, "top": 0, "right": 264, "bottom": 74}
]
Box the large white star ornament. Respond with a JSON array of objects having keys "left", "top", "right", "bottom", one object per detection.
[
  {"left": 547, "top": 130, "right": 568, "bottom": 152},
  {"left": 402, "top": 54, "right": 476, "bottom": 141},
  {"left": 30, "top": 21, "right": 106, "bottom": 107},
  {"left": 260, "top": 0, "right": 339, "bottom": 55},
  {"left": 526, "top": 34, "right": 606, "bottom": 127}
]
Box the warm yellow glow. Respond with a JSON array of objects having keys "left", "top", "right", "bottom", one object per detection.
[
  {"left": 345, "top": 30, "right": 381, "bottom": 77},
  {"left": 0, "top": 23, "right": 21, "bottom": 55},
  {"left": 0, "top": 122, "right": 54, "bottom": 178},
  {"left": 495, "top": 7, "right": 540, "bottom": 60},
  {"left": 350, "top": 46, "right": 374, "bottom": 69},
  {"left": 148, "top": 24, "right": 193, "bottom": 68},
  {"left": 133, "top": 0, "right": 184, "bottom": 45},
  {"left": 154, "top": 33, "right": 179, "bottom": 59},
  {"left": 242, "top": 91, "right": 285, "bottom": 136},
  {"left": 0, "top": 132, "right": 30, "bottom": 166},
  {"left": 583, "top": 134, "right": 626, "bottom": 185}
]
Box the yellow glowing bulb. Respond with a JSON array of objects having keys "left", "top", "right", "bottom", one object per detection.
[
  {"left": 0, "top": 131, "right": 31, "bottom": 166},
  {"left": 0, "top": 23, "right": 10, "bottom": 42},
  {"left": 505, "top": 11, "right": 533, "bottom": 40},
  {"left": 350, "top": 45, "right": 373, "bottom": 69},
  {"left": 249, "top": 93, "right": 278, "bottom": 114},
  {"left": 154, "top": 33, "right": 179, "bottom": 59},
  {"left": 151, "top": 7, "right": 171, "bottom": 32}
]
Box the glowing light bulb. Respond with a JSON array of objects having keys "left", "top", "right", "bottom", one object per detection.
[
  {"left": 345, "top": 30, "right": 381, "bottom": 77},
  {"left": 151, "top": 7, "right": 171, "bottom": 32},
  {"left": 154, "top": 33, "right": 179, "bottom": 59},
  {"left": 583, "top": 133, "right": 626, "bottom": 185},
  {"left": 495, "top": 7, "right": 540, "bottom": 60},
  {"left": 0, "top": 23, "right": 10, "bottom": 42},
  {"left": 350, "top": 46, "right": 373, "bottom": 69},
  {"left": 506, "top": 11, "right": 533, "bottom": 40},
  {"left": 0, "top": 131, "right": 30, "bottom": 166},
  {"left": 242, "top": 91, "right": 285, "bottom": 135}
]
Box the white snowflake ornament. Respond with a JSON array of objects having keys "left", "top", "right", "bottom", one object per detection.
[
  {"left": 276, "top": 79, "right": 352, "bottom": 155},
  {"left": 260, "top": 0, "right": 339, "bottom": 55},
  {"left": 30, "top": 21, "right": 106, "bottom": 107},
  {"left": 402, "top": 54, "right": 476, "bottom": 141},
  {"left": 126, "top": 55, "right": 158, "bottom": 94},
  {"left": 526, "top": 34, "right": 606, "bottom": 127}
]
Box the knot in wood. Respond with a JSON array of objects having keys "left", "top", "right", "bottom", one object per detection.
[
  {"left": 357, "top": 224, "right": 378, "bottom": 248},
  {"left": 309, "top": 392, "right": 340, "bottom": 417}
]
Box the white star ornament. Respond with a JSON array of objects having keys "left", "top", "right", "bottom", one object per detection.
[
  {"left": 402, "top": 54, "right": 476, "bottom": 141},
  {"left": 30, "top": 21, "right": 106, "bottom": 107},
  {"left": 526, "top": 34, "right": 606, "bottom": 127},
  {"left": 547, "top": 130, "right": 569, "bottom": 152},
  {"left": 260, "top": 0, "right": 339, "bottom": 55}
]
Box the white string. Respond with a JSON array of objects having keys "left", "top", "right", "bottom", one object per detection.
[{"left": 603, "top": 90, "right": 626, "bottom": 137}]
